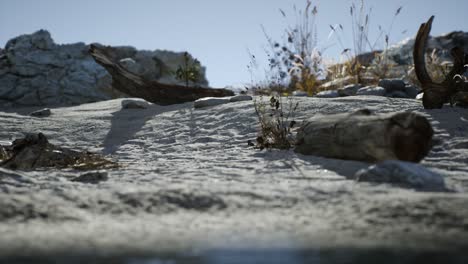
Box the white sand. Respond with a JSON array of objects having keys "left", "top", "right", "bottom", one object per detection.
[{"left": 0, "top": 96, "right": 468, "bottom": 260}]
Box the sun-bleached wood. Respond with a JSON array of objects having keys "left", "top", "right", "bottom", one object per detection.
[{"left": 295, "top": 109, "right": 433, "bottom": 162}]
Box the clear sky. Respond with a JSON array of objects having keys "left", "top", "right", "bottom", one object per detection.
[{"left": 1, "top": 0, "right": 467, "bottom": 87}]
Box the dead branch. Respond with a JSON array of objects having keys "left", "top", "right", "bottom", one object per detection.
[
  {"left": 413, "top": 16, "right": 467, "bottom": 109},
  {"left": 89, "top": 44, "right": 234, "bottom": 105}
]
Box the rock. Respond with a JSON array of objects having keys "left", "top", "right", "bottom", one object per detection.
[
  {"left": 121, "top": 99, "right": 152, "bottom": 109},
  {"left": 386, "top": 91, "right": 410, "bottom": 98},
  {"left": 0, "top": 133, "right": 117, "bottom": 170},
  {"left": 337, "top": 84, "right": 363, "bottom": 96},
  {"left": 355, "top": 160, "right": 446, "bottom": 191},
  {"left": 384, "top": 31, "right": 468, "bottom": 66},
  {"left": 0, "top": 146, "right": 9, "bottom": 161},
  {"left": 292, "top": 91, "right": 308, "bottom": 97},
  {"left": 315, "top": 90, "right": 340, "bottom": 98},
  {"left": 194, "top": 97, "right": 231, "bottom": 108},
  {"left": 0, "top": 30, "right": 210, "bottom": 106},
  {"left": 30, "top": 108, "right": 51, "bottom": 117},
  {"left": 71, "top": 171, "right": 108, "bottom": 184},
  {"left": 404, "top": 85, "right": 421, "bottom": 99},
  {"left": 416, "top": 93, "right": 424, "bottom": 100},
  {"left": 356, "top": 86, "right": 386, "bottom": 96},
  {"left": 378, "top": 79, "right": 406, "bottom": 93},
  {"left": 229, "top": 95, "right": 252, "bottom": 102}
]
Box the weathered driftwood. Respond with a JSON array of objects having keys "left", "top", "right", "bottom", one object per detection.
[
  {"left": 414, "top": 16, "right": 468, "bottom": 109},
  {"left": 89, "top": 44, "right": 234, "bottom": 105},
  {"left": 295, "top": 109, "right": 433, "bottom": 163},
  {"left": 0, "top": 133, "right": 117, "bottom": 170}
]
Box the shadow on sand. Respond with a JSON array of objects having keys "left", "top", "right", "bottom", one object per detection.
[{"left": 102, "top": 101, "right": 192, "bottom": 154}]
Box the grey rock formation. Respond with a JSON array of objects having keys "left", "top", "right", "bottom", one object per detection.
[
  {"left": 0, "top": 30, "right": 209, "bottom": 106},
  {"left": 315, "top": 90, "right": 340, "bottom": 98},
  {"left": 30, "top": 108, "right": 51, "bottom": 117},
  {"left": 385, "top": 31, "right": 468, "bottom": 66},
  {"left": 194, "top": 97, "right": 231, "bottom": 108},
  {"left": 194, "top": 95, "right": 252, "bottom": 109},
  {"left": 355, "top": 160, "right": 446, "bottom": 192},
  {"left": 338, "top": 84, "right": 363, "bottom": 97},
  {"left": 386, "top": 90, "right": 410, "bottom": 98},
  {"left": 292, "top": 91, "right": 308, "bottom": 97},
  {"left": 229, "top": 95, "right": 252, "bottom": 102},
  {"left": 121, "top": 98, "right": 153, "bottom": 109},
  {"left": 404, "top": 85, "right": 421, "bottom": 99},
  {"left": 356, "top": 86, "right": 386, "bottom": 96},
  {"left": 378, "top": 79, "right": 406, "bottom": 93}
]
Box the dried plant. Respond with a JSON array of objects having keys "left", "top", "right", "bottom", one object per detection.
[
  {"left": 328, "top": 0, "right": 403, "bottom": 83},
  {"left": 408, "top": 49, "right": 453, "bottom": 87},
  {"left": 252, "top": 95, "right": 299, "bottom": 150},
  {"left": 248, "top": 0, "right": 324, "bottom": 95},
  {"left": 367, "top": 51, "right": 398, "bottom": 82}
]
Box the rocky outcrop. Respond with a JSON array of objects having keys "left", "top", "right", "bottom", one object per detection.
[
  {"left": 386, "top": 31, "right": 468, "bottom": 66},
  {"left": 319, "top": 31, "right": 468, "bottom": 92},
  {"left": 0, "top": 30, "right": 209, "bottom": 106}
]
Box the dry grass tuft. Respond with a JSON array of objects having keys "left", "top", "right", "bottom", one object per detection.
[{"left": 251, "top": 95, "right": 299, "bottom": 149}]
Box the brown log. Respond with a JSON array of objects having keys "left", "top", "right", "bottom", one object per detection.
[
  {"left": 413, "top": 16, "right": 467, "bottom": 109},
  {"left": 88, "top": 44, "right": 234, "bottom": 105},
  {"left": 295, "top": 109, "right": 433, "bottom": 163}
]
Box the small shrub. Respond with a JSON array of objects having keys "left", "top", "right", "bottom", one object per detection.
[
  {"left": 175, "top": 52, "right": 202, "bottom": 87},
  {"left": 252, "top": 95, "right": 299, "bottom": 150}
]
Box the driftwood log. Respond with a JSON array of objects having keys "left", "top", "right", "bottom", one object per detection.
[
  {"left": 295, "top": 109, "right": 433, "bottom": 163},
  {"left": 89, "top": 44, "right": 234, "bottom": 105},
  {"left": 414, "top": 16, "right": 468, "bottom": 109}
]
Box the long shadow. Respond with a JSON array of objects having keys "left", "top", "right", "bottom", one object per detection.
[
  {"left": 102, "top": 101, "right": 192, "bottom": 154},
  {"left": 252, "top": 150, "right": 369, "bottom": 180},
  {"left": 294, "top": 153, "right": 370, "bottom": 180}
]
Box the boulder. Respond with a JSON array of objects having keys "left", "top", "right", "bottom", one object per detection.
[
  {"left": 337, "top": 84, "right": 363, "bottom": 97},
  {"left": 121, "top": 99, "right": 152, "bottom": 109},
  {"left": 315, "top": 90, "right": 340, "bottom": 98},
  {"left": 292, "top": 91, "right": 308, "bottom": 97},
  {"left": 355, "top": 160, "right": 446, "bottom": 191},
  {"left": 356, "top": 86, "right": 386, "bottom": 96},
  {"left": 71, "top": 171, "right": 108, "bottom": 184},
  {"left": 386, "top": 91, "right": 410, "bottom": 98},
  {"left": 30, "top": 108, "right": 51, "bottom": 117},
  {"left": 194, "top": 97, "right": 231, "bottom": 108},
  {"left": 378, "top": 79, "right": 406, "bottom": 93},
  {"left": 229, "top": 95, "right": 252, "bottom": 102},
  {"left": 404, "top": 85, "right": 421, "bottom": 99},
  {"left": 0, "top": 30, "right": 210, "bottom": 106}
]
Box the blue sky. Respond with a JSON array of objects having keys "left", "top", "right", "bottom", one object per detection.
[{"left": 1, "top": 0, "right": 467, "bottom": 87}]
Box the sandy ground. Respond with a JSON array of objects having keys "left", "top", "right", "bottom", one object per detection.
[{"left": 0, "top": 96, "right": 468, "bottom": 263}]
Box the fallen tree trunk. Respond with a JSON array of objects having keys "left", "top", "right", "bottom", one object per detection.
[
  {"left": 89, "top": 44, "right": 234, "bottom": 105},
  {"left": 295, "top": 109, "right": 433, "bottom": 163},
  {"left": 413, "top": 16, "right": 468, "bottom": 109}
]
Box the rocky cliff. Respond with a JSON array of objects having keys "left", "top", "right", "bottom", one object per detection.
[{"left": 0, "top": 30, "right": 209, "bottom": 106}]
